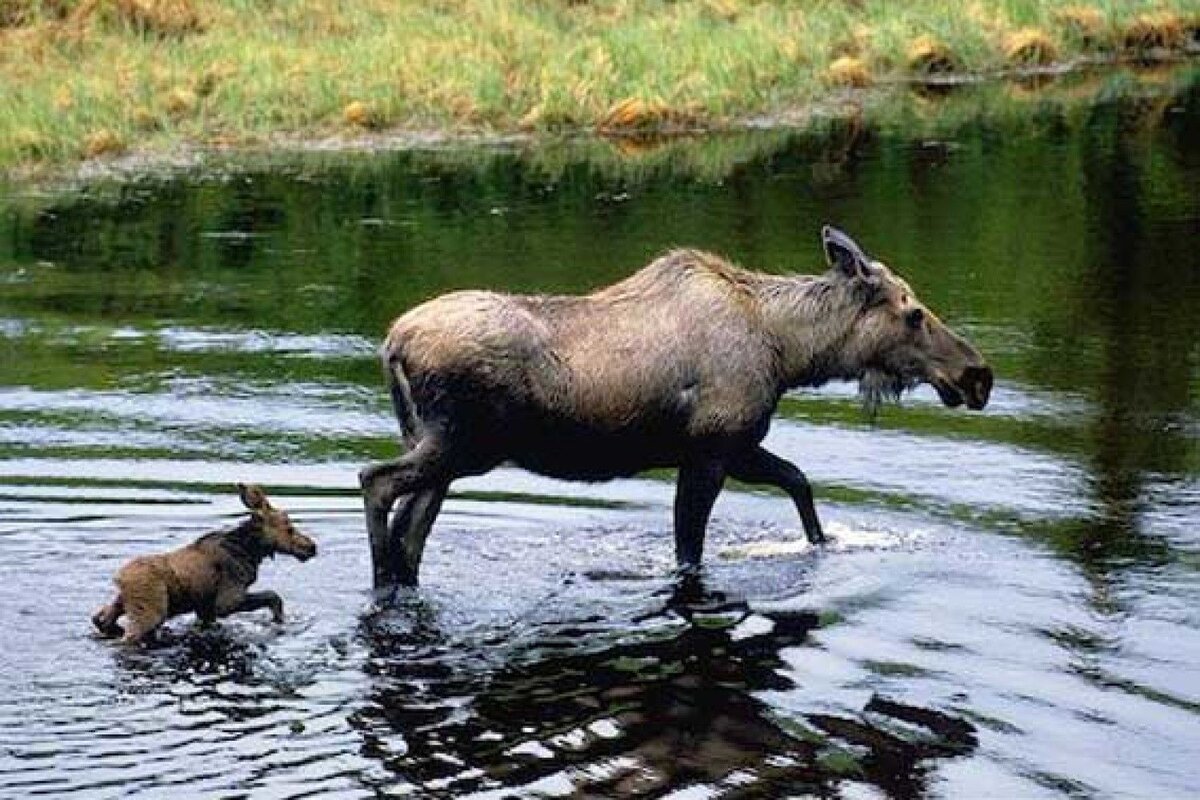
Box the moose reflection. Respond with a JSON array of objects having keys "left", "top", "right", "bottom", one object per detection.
[{"left": 353, "top": 575, "right": 978, "bottom": 797}]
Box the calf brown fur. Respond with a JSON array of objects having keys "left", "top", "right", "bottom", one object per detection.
[{"left": 92, "top": 484, "right": 317, "bottom": 644}]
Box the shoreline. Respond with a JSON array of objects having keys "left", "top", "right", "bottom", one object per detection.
[
  {"left": 2, "top": 0, "right": 1198, "bottom": 180},
  {"left": 5, "top": 57, "right": 1195, "bottom": 196}
]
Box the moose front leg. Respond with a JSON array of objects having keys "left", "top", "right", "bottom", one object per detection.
[
  {"left": 726, "top": 445, "right": 825, "bottom": 543},
  {"left": 674, "top": 459, "right": 727, "bottom": 567}
]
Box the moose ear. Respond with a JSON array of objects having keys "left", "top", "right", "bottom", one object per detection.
[
  {"left": 822, "top": 225, "right": 874, "bottom": 280},
  {"left": 237, "top": 482, "right": 270, "bottom": 512}
]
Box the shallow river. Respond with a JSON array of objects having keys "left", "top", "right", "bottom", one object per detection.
[{"left": 1, "top": 74, "right": 1198, "bottom": 798}]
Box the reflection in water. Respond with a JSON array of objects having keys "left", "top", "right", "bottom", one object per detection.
[
  {"left": 1060, "top": 89, "right": 1200, "bottom": 584},
  {"left": 355, "top": 575, "right": 976, "bottom": 798},
  {"left": 0, "top": 70, "right": 1197, "bottom": 798}
]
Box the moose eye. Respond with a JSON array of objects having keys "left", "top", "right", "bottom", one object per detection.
[{"left": 905, "top": 308, "right": 925, "bottom": 330}]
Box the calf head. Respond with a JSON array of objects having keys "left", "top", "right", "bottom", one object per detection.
[
  {"left": 237, "top": 483, "right": 317, "bottom": 561},
  {"left": 822, "top": 226, "right": 993, "bottom": 411}
]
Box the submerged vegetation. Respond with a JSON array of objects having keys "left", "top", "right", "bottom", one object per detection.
[{"left": 1, "top": 0, "right": 1198, "bottom": 171}]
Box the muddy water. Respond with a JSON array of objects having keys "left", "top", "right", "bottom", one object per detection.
[{"left": 1, "top": 78, "right": 1198, "bottom": 798}]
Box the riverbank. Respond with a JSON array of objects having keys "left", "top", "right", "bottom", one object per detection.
[{"left": 2, "top": 0, "right": 1198, "bottom": 175}]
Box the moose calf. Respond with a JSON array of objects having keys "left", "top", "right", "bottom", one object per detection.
[{"left": 92, "top": 483, "right": 317, "bottom": 644}]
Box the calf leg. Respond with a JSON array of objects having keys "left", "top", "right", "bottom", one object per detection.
[
  {"left": 674, "top": 459, "right": 727, "bottom": 567},
  {"left": 226, "top": 591, "right": 285, "bottom": 623},
  {"left": 360, "top": 438, "right": 451, "bottom": 575},
  {"left": 117, "top": 577, "right": 169, "bottom": 645},
  {"left": 92, "top": 595, "right": 125, "bottom": 638},
  {"left": 726, "top": 445, "right": 825, "bottom": 543},
  {"left": 384, "top": 482, "right": 449, "bottom": 588},
  {"left": 120, "top": 602, "right": 167, "bottom": 645}
]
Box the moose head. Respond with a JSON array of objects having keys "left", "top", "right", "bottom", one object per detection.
[
  {"left": 237, "top": 483, "right": 317, "bottom": 561},
  {"left": 821, "top": 226, "right": 993, "bottom": 411}
]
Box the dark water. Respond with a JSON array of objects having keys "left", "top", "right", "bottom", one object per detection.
[{"left": 1, "top": 74, "right": 1198, "bottom": 798}]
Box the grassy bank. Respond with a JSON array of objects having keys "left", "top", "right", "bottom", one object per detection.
[{"left": 1, "top": 0, "right": 1198, "bottom": 172}]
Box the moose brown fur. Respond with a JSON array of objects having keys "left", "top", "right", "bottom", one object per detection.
[
  {"left": 360, "top": 227, "right": 992, "bottom": 587},
  {"left": 92, "top": 484, "right": 317, "bottom": 644}
]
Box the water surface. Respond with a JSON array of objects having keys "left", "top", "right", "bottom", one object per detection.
[{"left": 1, "top": 74, "right": 1198, "bottom": 798}]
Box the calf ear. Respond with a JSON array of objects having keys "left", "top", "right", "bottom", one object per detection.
[
  {"left": 237, "top": 482, "right": 270, "bottom": 511},
  {"left": 822, "top": 225, "right": 874, "bottom": 281}
]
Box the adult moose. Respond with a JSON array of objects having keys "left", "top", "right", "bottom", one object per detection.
[{"left": 360, "top": 227, "right": 992, "bottom": 587}]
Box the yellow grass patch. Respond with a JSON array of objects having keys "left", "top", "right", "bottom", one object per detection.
[
  {"left": 53, "top": 86, "right": 74, "bottom": 111},
  {"left": 906, "top": 36, "right": 959, "bottom": 74},
  {"left": 1122, "top": 12, "right": 1186, "bottom": 52},
  {"left": 342, "top": 100, "right": 383, "bottom": 129},
  {"left": 1004, "top": 28, "right": 1059, "bottom": 66},
  {"left": 164, "top": 87, "right": 197, "bottom": 116},
  {"left": 131, "top": 106, "right": 159, "bottom": 130},
  {"left": 517, "top": 105, "right": 544, "bottom": 131},
  {"left": 703, "top": 0, "right": 740, "bottom": 24},
  {"left": 825, "top": 56, "right": 871, "bottom": 88},
  {"left": 598, "top": 97, "right": 696, "bottom": 133},
  {"left": 82, "top": 129, "right": 124, "bottom": 158}
]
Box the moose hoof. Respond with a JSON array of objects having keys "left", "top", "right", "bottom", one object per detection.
[{"left": 91, "top": 613, "right": 122, "bottom": 639}]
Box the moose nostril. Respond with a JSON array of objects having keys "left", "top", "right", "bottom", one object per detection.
[
  {"left": 961, "top": 365, "right": 993, "bottom": 408},
  {"left": 978, "top": 367, "right": 993, "bottom": 395}
]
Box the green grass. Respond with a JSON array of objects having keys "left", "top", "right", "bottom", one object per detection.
[{"left": 1, "top": 0, "right": 1198, "bottom": 172}]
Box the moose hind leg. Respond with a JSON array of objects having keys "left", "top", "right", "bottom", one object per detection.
[
  {"left": 120, "top": 604, "right": 167, "bottom": 645},
  {"left": 118, "top": 578, "right": 170, "bottom": 645},
  {"left": 674, "top": 460, "right": 727, "bottom": 567},
  {"left": 384, "top": 482, "right": 449, "bottom": 588},
  {"left": 360, "top": 438, "right": 450, "bottom": 580},
  {"left": 92, "top": 596, "right": 124, "bottom": 638},
  {"left": 727, "top": 445, "right": 825, "bottom": 543}
]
